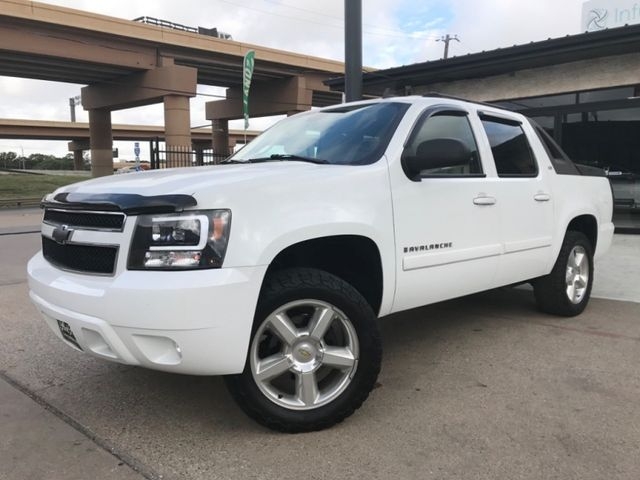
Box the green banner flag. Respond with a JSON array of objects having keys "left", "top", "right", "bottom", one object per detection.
[{"left": 242, "top": 50, "right": 255, "bottom": 130}]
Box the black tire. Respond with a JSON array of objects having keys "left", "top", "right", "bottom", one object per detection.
[
  {"left": 224, "top": 268, "right": 382, "bottom": 433},
  {"left": 533, "top": 231, "right": 594, "bottom": 317}
]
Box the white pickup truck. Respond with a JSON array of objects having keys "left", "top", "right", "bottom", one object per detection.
[{"left": 28, "top": 96, "right": 614, "bottom": 432}]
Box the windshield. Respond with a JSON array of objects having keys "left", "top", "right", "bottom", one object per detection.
[{"left": 229, "top": 102, "right": 410, "bottom": 166}]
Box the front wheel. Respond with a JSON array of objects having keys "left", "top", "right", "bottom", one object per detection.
[
  {"left": 533, "top": 231, "right": 594, "bottom": 316},
  {"left": 225, "top": 268, "right": 382, "bottom": 433}
]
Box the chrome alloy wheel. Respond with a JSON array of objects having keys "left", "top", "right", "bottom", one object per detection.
[
  {"left": 250, "top": 299, "right": 359, "bottom": 410},
  {"left": 565, "top": 245, "right": 589, "bottom": 304}
]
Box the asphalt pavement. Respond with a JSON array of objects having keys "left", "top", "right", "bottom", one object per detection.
[{"left": 1, "top": 208, "right": 639, "bottom": 480}]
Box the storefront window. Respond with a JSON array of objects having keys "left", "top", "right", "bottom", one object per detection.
[
  {"left": 561, "top": 107, "right": 640, "bottom": 232},
  {"left": 530, "top": 116, "right": 553, "bottom": 130},
  {"left": 501, "top": 88, "right": 640, "bottom": 232}
]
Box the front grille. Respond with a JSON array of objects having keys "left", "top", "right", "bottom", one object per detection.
[
  {"left": 43, "top": 209, "right": 125, "bottom": 231},
  {"left": 42, "top": 237, "right": 118, "bottom": 275}
]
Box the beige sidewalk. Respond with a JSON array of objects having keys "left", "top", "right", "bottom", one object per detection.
[{"left": 0, "top": 376, "right": 145, "bottom": 480}]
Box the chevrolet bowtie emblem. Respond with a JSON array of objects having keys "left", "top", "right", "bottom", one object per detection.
[
  {"left": 298, "top": 348, "right": 312, "bottom": 360},
  {"left": 52, "top": 224, "right": 74, "bottom": 245}
]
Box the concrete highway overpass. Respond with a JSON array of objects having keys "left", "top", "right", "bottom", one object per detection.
[
  {"left": 0, "top": 119, "right": 259, "bottom": 168},
  {"left": 0, "top": 119, "right": 258, "bottom": 143},
  {"left": 0, "top": 0, "right": 345, "bottom": 175}
]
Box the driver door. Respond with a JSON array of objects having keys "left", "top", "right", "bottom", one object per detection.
[{"left": 390, "top": 106, "right": 502, "bottom": 312}]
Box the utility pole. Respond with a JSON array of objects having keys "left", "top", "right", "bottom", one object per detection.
[
  {"left": 344, "top": 0, "right": 362, "bottom": 102},
  {"left": 437, "top": 34, "right": 460, "bottom": 59},
  {"left": 69, "top": 95, "right": 81, "bottom": 122}
]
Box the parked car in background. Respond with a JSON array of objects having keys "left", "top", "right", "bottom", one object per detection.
[{"left": 605, "top": 166, "right": 640, "bottom": 210}]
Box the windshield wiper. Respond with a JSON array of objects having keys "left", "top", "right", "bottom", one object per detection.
[
  {"left": 270, "top": 154, "right": 330, "bottom": 164},
  {"left": 245, "top": 154, "right": 330, "bottom": 165},
  {"left": 219, "top": 159, "right": 246, "bottom": 164}
]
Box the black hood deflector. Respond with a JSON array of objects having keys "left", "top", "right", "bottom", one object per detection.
[{"left": 42, "top": 192, "right": 197, "bottom": 214}]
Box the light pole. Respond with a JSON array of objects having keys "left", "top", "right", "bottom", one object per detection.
[
  {"left": 69, "top": 95, "right": 81, "bottom": 122},
  {"left": 344, "top": 0, "right": 362, "bottom": 102}
]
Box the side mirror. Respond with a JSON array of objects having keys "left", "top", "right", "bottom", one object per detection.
[{"left": 402, "top": 138, "right": 472, "bottom": 180}]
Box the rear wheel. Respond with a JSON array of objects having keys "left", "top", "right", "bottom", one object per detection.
[
  {"left": 225, "top": 268, "right": 382, "bottom": 432},
  {"left": 533, "top": 231, "right": 594, "bottom": 316}
]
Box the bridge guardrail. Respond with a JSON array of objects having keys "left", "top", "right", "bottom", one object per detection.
[{"left": 0, "top": 197, "right": 42, "bottom": 208}]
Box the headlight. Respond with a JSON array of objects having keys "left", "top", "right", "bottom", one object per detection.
[{"left": 128, "top": 210, "right": 231, "bottom": 270}]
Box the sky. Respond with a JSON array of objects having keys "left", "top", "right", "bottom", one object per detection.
[{"left": 0, "top": 0, "right": 589, "bottom": 160}]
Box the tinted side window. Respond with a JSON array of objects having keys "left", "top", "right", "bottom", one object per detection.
[
  {"left": 530, "top": 121, "right": 580, "bottom": 175},
  {"left": 406, "top": 113, "right": 481, "bottom": 176},
  {"left": 481, "top": 118, "right": 537, "bottom": 177},
  {"left": 535, "top": 126, "right": 564, "bottom": 160}
]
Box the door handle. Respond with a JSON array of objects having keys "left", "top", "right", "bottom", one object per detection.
[
  {"left": 534, "top": 193, "right": 551, "bottom": 202},
  {"left": 473, "top": 196, "right": 496, "bottom": 206}
]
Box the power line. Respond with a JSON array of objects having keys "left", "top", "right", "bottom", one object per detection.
[
  {"left": 213, "top": 0, "right": 441, "bottom": 40},
  {"left": 262, "top": 0, "right": 441, "bottom": 38},
  {"left": 262, "top": 0, "right": 348, "bottom": 22}
]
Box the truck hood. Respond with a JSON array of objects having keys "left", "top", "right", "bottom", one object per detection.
[{"left": 50, "top": 162, "right": 353, "bottom": 210}]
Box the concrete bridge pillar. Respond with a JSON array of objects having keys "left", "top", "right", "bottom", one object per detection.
[
  {"left": 211, "top": 119, "right": 229, "bottom": 163},
  {"left": 88, "top": 109, "right": 113, "bottom": 177},
  {"left": 82, "top": 64, "right": 197, "bottom": 174},
  {"left": 194, "top": 145, "right": 205, "bottom": 166},
  {"left": 72, "top": 150, "right": 84, "bottom": 170},
  {"left": 164, "top": 95, "right": 192, "bottom": 167},
  {"left": 68, "top": 140, "right": 89, "bottom": 171},
  {"left": 164, "top": 95, "right": 191, "bottom": 147}
]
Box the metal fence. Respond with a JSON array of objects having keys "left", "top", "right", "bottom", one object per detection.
[{"left": 150, "top": 141, "right": 228, "bottom": 169}]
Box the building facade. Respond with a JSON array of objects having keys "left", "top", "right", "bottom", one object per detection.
[{"left": 326, "top": 24, "right": 640, "bottom": 233}]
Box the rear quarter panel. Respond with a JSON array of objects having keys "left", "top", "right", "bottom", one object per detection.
[{"left": 548, "top": 173, "right": 614, "bottom": 267}]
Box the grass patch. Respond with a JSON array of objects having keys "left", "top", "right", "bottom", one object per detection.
[{"left": 0, "top": 174, "right": 86, "bottom": 199}]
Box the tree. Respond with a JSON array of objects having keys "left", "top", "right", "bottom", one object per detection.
[
  {"left": 0, "top": 150, "right": 84, "bottom": 170},
  {"left": 0, "top": 151, "right": 18, "bottom": 168}
]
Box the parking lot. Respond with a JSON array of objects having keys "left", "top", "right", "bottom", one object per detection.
[{"left": 1, "top": 209, "right": 639, "bottom": 480}]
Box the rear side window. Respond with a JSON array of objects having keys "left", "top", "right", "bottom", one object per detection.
[
  {"left": 529, "top": 120, "right": 580, "bottom": 175},
  {"left": 535, "top": 126, "right": 564, "bottom": 160},
  {"left": 481, "top": 117, "right": 538, "bottom": 177}
]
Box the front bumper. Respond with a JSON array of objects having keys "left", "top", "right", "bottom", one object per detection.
[{"left": 28, "top": 252, "right": 267, "bottom": 375}]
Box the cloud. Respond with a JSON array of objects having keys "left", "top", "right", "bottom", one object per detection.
[{"left": 447, "top": 0, "right": 585, "bottom": 54}]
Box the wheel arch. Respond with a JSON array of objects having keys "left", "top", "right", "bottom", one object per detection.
[
  {"left": 566, "top": 214, "right": 598, "bottom": 252},
  {"left": 262, "top": 235, "right": 385, "bottom": 316}
]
